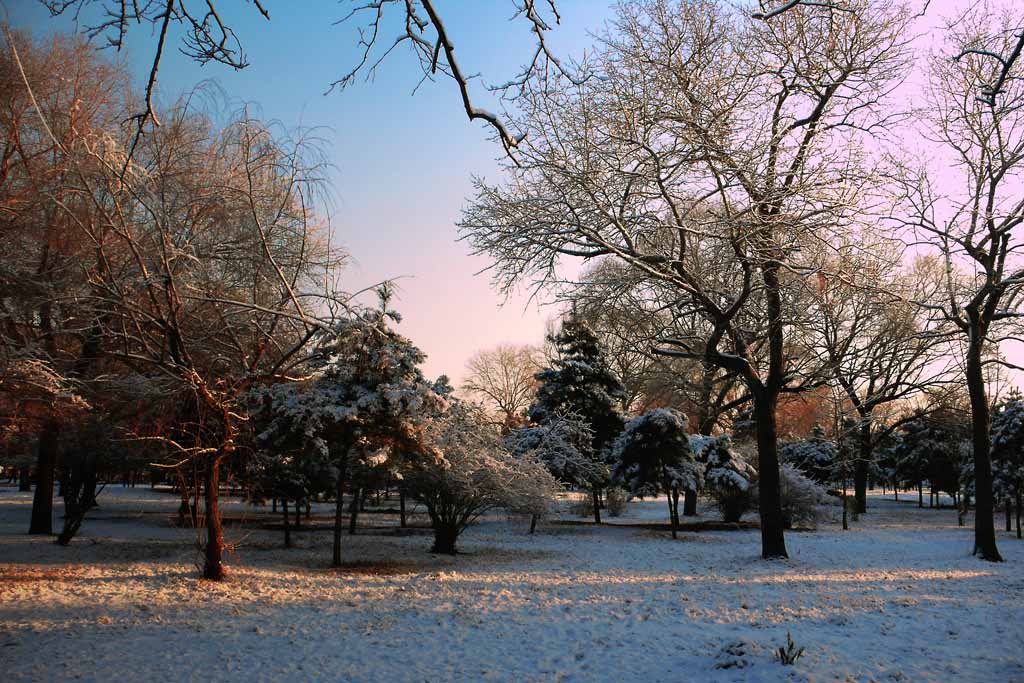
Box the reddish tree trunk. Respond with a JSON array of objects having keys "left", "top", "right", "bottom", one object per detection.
[{"left": 202, "top": 456, "right": 226, "bottom": 580}]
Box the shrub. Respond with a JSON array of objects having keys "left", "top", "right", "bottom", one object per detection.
[
  {"left": 606, "top": 487, "right": 629, "bottom": 517},
  {"left": 569, "top": 492, "right": 595, "bottom": 518},
  {"left": 778, "top": 464, "right": 830, "bottom": 529}
]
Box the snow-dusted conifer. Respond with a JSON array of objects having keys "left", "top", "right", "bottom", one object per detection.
[
  {"left": 529, "top": 315, "right": 625, "bottom": 523},
  {"left": 611, "top": 408, "right": 699, "bottom": 538},
  {"left": 251, "top": 297, "right": 446, "bottom": 566}
]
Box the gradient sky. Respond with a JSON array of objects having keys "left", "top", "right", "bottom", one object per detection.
[{"left": 6, "top": 0, "right": 1021, "bottom": 388}]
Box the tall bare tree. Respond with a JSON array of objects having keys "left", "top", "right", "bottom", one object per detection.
[
  {"left": 894, "top": 7, "right": 1024, "bottom": 561},
  {"left": 461, "top": 0, "right": 913, "bottom": 558},
  {"left": 36, "top": 90, "right": 345, "bottom": 577},
  {"left": 805, "top": 236, "right": 953, "bottom": 512}
]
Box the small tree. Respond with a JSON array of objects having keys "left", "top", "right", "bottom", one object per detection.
[
  {"left": 699, "top": 435, "right": 755, "bottom": 523},
  {"left": 403, "top": 402, "right": 560, "bottom": 554},
  {"left": 252, "top": 300, "right": 445, "bottom": 566},
  {"left": 611, "top": 408, "right": 700, "bottom": 539}
]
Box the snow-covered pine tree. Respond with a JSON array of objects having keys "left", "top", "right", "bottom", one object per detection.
[
  {"left": 611, "top": 408, "right": 700, "bottom": 538},
  {"left": 251, "top": 298, "right": 446, "bottom": 566},
  {"left": 698, "top": 435, "right": 755, "bottom": 523},
  {"left": 529, "top": 315, "right": 625, "bottom": 523},
  {"left": 991, "top": 393, "right": 1024, "bottom": 538},
  {"left": 779, "top": 425, "right": 838, "bottom": 486}
]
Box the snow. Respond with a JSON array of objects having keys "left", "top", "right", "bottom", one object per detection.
[{"left": 1, "top": 486, "right": 1022, "bottom": 682}]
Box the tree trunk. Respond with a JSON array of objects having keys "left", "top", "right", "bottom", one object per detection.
[
  {"left": 754, "top": 392, "right": 788, "bottom": 559},
  {"left": 348, "top": 488, "right": 361, "bottom": 535},
  {"left": 965, "top": 336, "right": 1002, "bottom": 561},
  {"left": 431, "top": 523, "right": 459, "bottom": 554},
  {"left": 683, "top": 487, "right": 698, "bottom": 516},
  {"left": 591, "top": 488, "right": 601, "bottom": 525},
  {"left": 529, "top": 514, "right": 538, "bottom": 534},
  {"left": 668, "top": 487, "right": 679, "bottom": 539},
  {"left": 29, "top": 419, "right": 60, "bottom": 535},
  {"left": 399, "top": 489, "right": 407, "bottom": 528},
  {"left": 1006, "top": 501, "right": 1012, "bottom": 532},
  {"left": 282, "top": 498, "right": 292, "bottom": 548},
  {"left": 18, "top": 468, "right": 31, "bottom": 492},
  {"left": 1016, "top": 491, "right": 1021, "bottom": 540},
  {"left": 918, "top": 481, "right": 923, "bottom": 508},
  {"left": 332, "top": 471, "right": 345, "bottom": 567},
  {"left": 202, "top": 455, "right": 226, "bottom": 580},
  {"left": 854, "top": 421, "right": 871, "bottom": 514},
  {"left": 293, "top": 499, "right": 301, "bottom": 529}
]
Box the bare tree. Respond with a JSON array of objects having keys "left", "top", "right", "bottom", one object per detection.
[
  {"left": 461, "top": 344, "right": 542, "bottom": 428},
  {"left": 805, "top": 236, "right": 953, "bottom": 513},
  {"left": 40, "top": 91, "right": 345, "bottom": 577},
  {"left": 461, "top": 0, "right": 913, "bottom": 559},
  {"left": 894, "top": 7, "right": 1024, "bottom": 561},
  {"left": 0, "top": 31, "right": 129, "bottom": 534}
]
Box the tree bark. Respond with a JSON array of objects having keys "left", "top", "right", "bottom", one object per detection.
[
  {"left": 683, "top": 487, "right": 698, "bottom": 516},
  {"left": 399, "top": 489, "right": 407, "bottom": 528},
  {"left": 202, "top": 455, "right": 226, "bottom": 580},
  {"left": 591, "top": 488, "right": 601, "bottom": 525},
  {"left": 431, "top": 523, "right": 459, "bottom": 554},
  {"left": 965, "top": 336, "right": 1002, "bottom": 561},
  {"left": 28, "top": 419, "right": 60, "bottom": 535},
  {"left": 668, "top": 487, "right": 680, "bottom": 539},
  {"left": 332, "top": 457, "right": 348, "bottom": 567},
  {"left": 1016, "top": 491, "right": 1022, "bottom": 540},
  {"left": 282, "top": 498, "right": 292, "bottom": 548},
  {"left": 854, "top": 421, "right": 871, "bottom": 514},
  {"left": 348, "top": 488, "right": 361, "bottom": 535},
  {"left": 754, "top": 391, "right": 788, "bottom": 559}
]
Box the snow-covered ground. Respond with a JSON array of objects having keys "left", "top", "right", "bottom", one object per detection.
[{"left": 1, "top": 486, "right": 1021, "bottom": 682}]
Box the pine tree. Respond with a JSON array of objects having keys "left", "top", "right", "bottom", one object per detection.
[
  {"left": 991, "top": 392, "right": 1024, "bottom": 538},
  {"left": 529, "top": 315, "right": 625, "bottom": 523},
  {"left": 611, "top": 408, "right": 699, "bottom": 538}
]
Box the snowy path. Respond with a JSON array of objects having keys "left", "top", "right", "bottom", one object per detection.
[{"left": 1, "top": 488, "right": 1021, "bottom": 682}]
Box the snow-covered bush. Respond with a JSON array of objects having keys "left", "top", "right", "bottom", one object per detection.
[
  {"left": 569, "top": 492, "right": 595, "bottom": 518},
  {"left": 606, "top": 487, "right": 629, "bottom": 517},
  {"left": 777, "top": 464, "right": 831, "bottom": 529},
  {"left": 505, "top": 411, "right": 604, "bottom": 487},
  {"left": 402, "top": 402, "right": 560, "bottom": 553},
  {"left": 700, "top": 435, "right": 755, "bottom": 523},
  {"left": 611, "top": 408, "right": 700, "bottom": 537}
]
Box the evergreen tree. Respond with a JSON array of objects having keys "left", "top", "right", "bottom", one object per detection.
[
  {"left": 698, "top": 435, "right": 755, "bottom": 523},
  {"left": 529, "top": 315, "right": 625, "bottom": 523},
  {"left": 991, "top": 393, "right": 1024, "bottom": 538},
  {"left": 779, "top": 425, "right": 837, "bottom": 486},
  {"left": 611, "top": 408, "right": 699, "bottom": 538}
]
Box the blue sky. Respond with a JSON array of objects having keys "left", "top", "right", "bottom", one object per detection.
[{"left": 5, "top": 0, "right": 616, "bottom": 384}]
